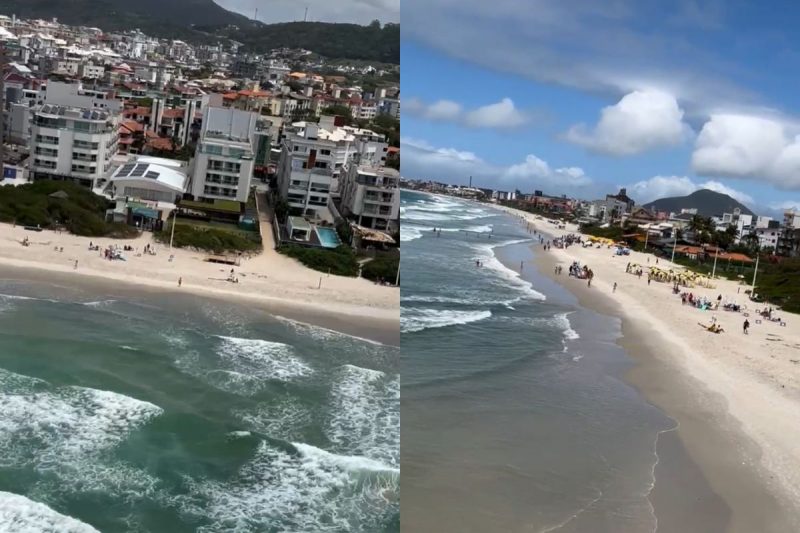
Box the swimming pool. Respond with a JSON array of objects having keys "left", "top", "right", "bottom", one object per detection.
[{"left": 316, "top": 226, "right": 342, "bottom": 248}]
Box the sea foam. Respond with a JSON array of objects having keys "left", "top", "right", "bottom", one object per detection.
[{"left": 0, "top": 491, "right": 100, "bottom": 533}]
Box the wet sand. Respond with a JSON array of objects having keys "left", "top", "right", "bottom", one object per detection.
[
  {"left": 532, "top": 243, "right": 796, "bottom": 532},
  {"left": 0, "top": 263, "right": 399, "bottom": 346}
]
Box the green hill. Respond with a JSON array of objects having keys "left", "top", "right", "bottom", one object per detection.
[
  {"left": 643, "top": 189, "right": 755, "bottom": 217},
  {"left": 1, "top": 1, "right": 399, "bottom": 63}
]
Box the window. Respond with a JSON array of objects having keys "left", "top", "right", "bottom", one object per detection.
[
  {"left": 320, "top": 149, "right": 331, "bottom": 156},
  {"left": 313, "top": 161, "right": 328, "bottom": 169}
]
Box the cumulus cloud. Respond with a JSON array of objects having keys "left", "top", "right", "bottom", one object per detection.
[
  {"left": 405, "top": 97, "right": 530, "bottom": 130},
  {"left": 464, "top": 98, "right": 528, "bottom": 128},
  {"left": 421, "top": 99, "right": 463, "bottom": 121},
  {"left": 626, "top": 175, "right": 753, "bottom": 204},
  {"left": 503, "top": 155, "right": 591, "bottom": 186},
  {"left": 565, "top": 90, "right": 689, "bottom": 155},
  {"left": 691, "top": 114, "right": 800, "bottom": 189},
  {"left": 400, "top": 137, "right": 591, "bottom": 190}
]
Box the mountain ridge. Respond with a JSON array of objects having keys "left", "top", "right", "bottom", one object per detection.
[
  {"left": 643, "top": 189, "right": 756, "bottom": 217},
  {"left": 0, "top": 0, "right": 399, "bottom": 63}
]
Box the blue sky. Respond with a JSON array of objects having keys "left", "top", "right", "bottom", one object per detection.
[{"left": 401, "top": 0, "right": 800, "bottom": 216}]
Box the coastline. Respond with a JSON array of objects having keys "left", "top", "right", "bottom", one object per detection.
[
  {"left": 497, "top": 206, "right": 800, "bottom": 532},
  {"left": 0, "top": 224, "right": 398, "bottom": 345}
]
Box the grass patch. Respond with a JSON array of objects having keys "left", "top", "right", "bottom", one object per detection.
[
  {"left": 155, "top": 223, "right": 261, "bottom": 253},
  {"left": 279, "top": 244, "right": 359, "bottom": 277},
  {"left": 0, "top": 180, "right": 138, "bottom": 238}
]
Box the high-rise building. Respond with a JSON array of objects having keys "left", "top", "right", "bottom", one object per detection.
[
  {"left": 189, "top": 106, "right": 269, "bottom": 204},
  {"left": 339, "top": 162, "right": 399, "bottom": 232},
  {"left": 276, "top": 121, "right": 335, "bottom": 219},
  {"left": 28, "top": 81, "right": 121, "bottom": 187}
]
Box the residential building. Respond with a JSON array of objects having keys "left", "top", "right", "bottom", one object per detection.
[
  {"left": 605, "top": 187, "right": 635, "bottom": 213},
  {"left": 189, "top": 106, "right": 269, "bottom": 204},
  {"left": 28, "top": 81, "right": 121, "bottom": 187},
  {"left": 108, "top": 155, "right": 188, "bottom": 203},
  {"left": 339, "top": 163, "right": 399, "bottom": 232},
  {"left": 777, "top": 210, "right": 800, "bottom": 257},
  {"left": 276, "top": 121, "right": 335, "bottom": 219}
]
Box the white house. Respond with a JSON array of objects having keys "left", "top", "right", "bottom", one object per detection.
[{"left": 189, "top": 106, "right": 269, "bottom": 204}]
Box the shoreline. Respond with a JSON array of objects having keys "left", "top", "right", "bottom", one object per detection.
[
  {"left": 496, "top": 206, "right": 800, "bottom": 532},
  {"left": 0, "top": 224, "right": 398, "bottom": 345}
]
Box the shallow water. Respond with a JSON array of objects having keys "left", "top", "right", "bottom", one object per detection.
[
  {"left": 401, "top": 190, "right": 674, "bottom": 532},
  {"left": 0, "top": 281, "right": 399, "bottom": 532}
]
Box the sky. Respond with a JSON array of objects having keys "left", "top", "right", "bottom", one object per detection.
[
  {"left": 215, "top": 0, "right": 399, "bottom": 25},
  {"left": 401, "top": 0, "right": 800, "bottom": 216}
]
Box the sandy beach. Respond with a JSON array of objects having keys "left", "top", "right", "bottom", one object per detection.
[
  {"left": 497, "top": 204, "right": 800, "bottom": 531},
  {"left": 0, "top": 223, "right": 399, "bottom": 342}
]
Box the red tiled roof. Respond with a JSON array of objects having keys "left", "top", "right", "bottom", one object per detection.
[
  {"left": 162, "top": 108, "right": 184, "bottom": 119},
  {"left": 123, "top": 106, "right": 151, "bottom": 117},
  {"left": 238, "top": 89, "right": 271, "bottom": 98},
  {"left": 147, "top": 137, "right": 176, "bottom": 151},
  {"left": 119, "top": 119, "right": 144, "bottom": 133}
]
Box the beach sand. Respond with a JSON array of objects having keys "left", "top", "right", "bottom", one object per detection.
[
  {"left": 500, "top": 206, "right": 800, "bottom": 532},
  {"left": 0, "top": 223, "right": 399, "bottom": 343}
]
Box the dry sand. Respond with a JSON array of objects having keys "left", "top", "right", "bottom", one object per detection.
[
  {"left": 499, "top": 205, "right": 800, "bottom": 531},
  {"left": 0, "top": 223, "right": 399, "bottom": 334}
]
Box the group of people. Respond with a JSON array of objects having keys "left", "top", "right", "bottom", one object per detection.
[
  {"left": 568, "top": 261, "right": 594, "bottom": 286},
  {"left": 553, "top": 265, "right": 563, "bottom": 275}
]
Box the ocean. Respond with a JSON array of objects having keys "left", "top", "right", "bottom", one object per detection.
[
  {"left": 0, "top": 276, "right": 399, "bottom": 532},
  {"left": 400, "top": 190, "right": 677, "bottom": 532}
]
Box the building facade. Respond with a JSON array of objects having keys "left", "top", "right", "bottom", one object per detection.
[
  {"left": 189, "top": 107, "right": 269, "bottom": 204},
  {"left": 28, "top": 82, "right": 121, "bottom": 187},
  {"left": 339, "top": 163, "right": 399, "bottom": 232}
]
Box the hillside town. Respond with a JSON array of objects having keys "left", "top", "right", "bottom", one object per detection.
[{"left": 0, "top": 13, "right": 400, "bottom": 282}]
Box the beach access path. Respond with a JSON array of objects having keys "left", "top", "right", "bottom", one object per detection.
[
  {"left": 499, "top": 205, "right": 800, "bottom": 531},
  {"left": 0, "top": 223, "right": 399, "bottom": 324}
]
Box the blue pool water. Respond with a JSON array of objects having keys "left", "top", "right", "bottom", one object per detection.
[{"left": 316, "top": 227, "right": 342, "bottom": 248}]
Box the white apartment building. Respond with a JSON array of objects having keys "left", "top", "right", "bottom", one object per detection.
[
  {"left": 28, "top": 82, "right": 121, "bottom": 187},
  {"left": 276, "top": 121, "right": 335, "bottom": 219},
  {"left": 277, "top": 118, "right": 391, "bottom": 213},
  {"left": 339, "top": 163, "right": 399, "bottom": 232},
  {"left": 189, "top": 106, "right": 268, "bottom": 204}
]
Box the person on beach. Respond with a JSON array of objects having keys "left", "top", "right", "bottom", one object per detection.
[
  {"left": 520, "top": 261, "right": 524, "bottom": 271},
  {"left": 178, "top": 277, "right": 182, "bottom": 287},
  {"left": 613, "top": 282, "right": 617, "bottom": 293},
  {"left": 74, "top": 260, "right": 78, "bottom": 269},
  {"left": 743, "top": 319, "right": 750, "bottom": 334}
]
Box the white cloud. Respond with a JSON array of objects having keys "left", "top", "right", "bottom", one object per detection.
[
  {"left": 503, "top": 155, "right": 591, "bottom": 186},
  {"left": 691, "top": 114, "right": 800, "bottom": 189},
  {"left": 626, "top": 175, "right": 753, "bottom": 204},
  {"left": 565, "top": 90, "right": 689, "bottom": 155},
  {"left": 400, "top": 137, "right": 591, "bottom": 190},
  {"left": 405, "top": 97, "right": 530, "bottom": 129},
  {"left": 768, "top": 200, "right": 800, "bottom": 211},
  {"left": 464, "top": 98, "right": 528, "bottom": 129},
  {"left": 425, "top": 100, "right": 463, "bottom": 120}
]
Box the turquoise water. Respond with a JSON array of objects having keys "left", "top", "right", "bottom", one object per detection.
[
  {"left": 316, "top": 227, "right": 342, "bottom": 248},
  {"left": 0, "top": 279, "right": 399, "bottom": 532}
]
